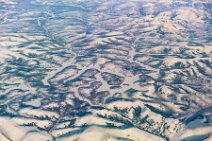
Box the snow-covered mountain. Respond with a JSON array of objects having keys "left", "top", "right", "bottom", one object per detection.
[{"left": 0, "top": 0, "right": 211, "bottom": 141}]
